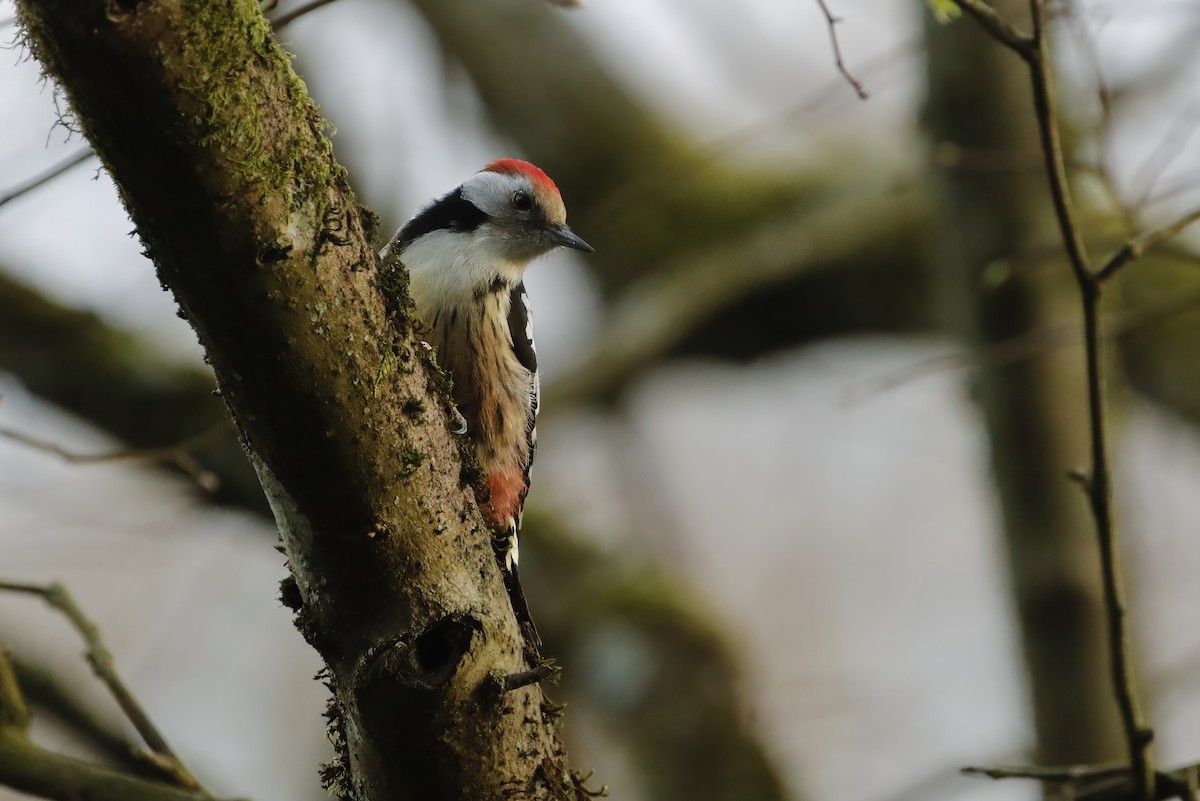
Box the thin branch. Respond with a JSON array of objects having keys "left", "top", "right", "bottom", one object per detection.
[
  {"left": 0, "top": 424, "right": 224, "bottom": 493},
  {"left": 1063, "top": 0, "right": 1137, "bottom": 231},
  {"left": 9, "top": 655, "right": 157, "bottom": 778},
  {"left": 1142, "top": 165, "right": 1200, "bottom": 210},
  {"left": 964, "top": 763, "right": 1128, "bottom": 783},
  {"left": 1128, "top": 98, "right": 1200, "bottom": 212},
  {"left": 1026, "top": 3, "right": 1092, "bottom": 285},
  {"left": 0, "top": 650, "right": 29, "bottom": 733},
  {"left": 548, "top": 180, "right": 922, "bottom": 409},
  {"left": 850, "top": 281, "right": 1200, "bottom": 402},
  {"left": 1096, "top": 206, "right": 1200, "bottom": 283},
  {"left": 812, "top": 0, "right": 869, "bottom": 99},
  {"left": 489, "top": 661, "right": 560, "bottom": 693},
  {"left": 268, "top": 0, "right": 340, "bottom": 28},
  {"left": 0, "top": 582, "right": 202, "bottom": 792},
  {"left": 1027, "top": 1, "right": 1153, "bottom": 795},
  {"left": 967, "top": 762, "right": 1200, "bottom": 801},
  {"left": 952, "top": 0, "right": 1035, "bottom": 56},
  {"left": 1, "top": 648, "right": 231, "bottom": 801},
  {"left": 959, "top": 0, "right": 1157, "bottom": 796},
  {"left": 0, "top": 149, "right": 94, "bottom": 210},
  {"left": 586, "top": 37, "right": 920, "bottom": 236},
  {"left": 0, "top": 731, "right": 228, "bottom": 801}
]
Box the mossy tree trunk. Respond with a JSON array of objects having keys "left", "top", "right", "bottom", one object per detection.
[
  {"left": 14, "top": 1, "right": 587, "bottom": 799},
  {"left": 923, "top": 2, "right": 1125, "bottom": 764}
]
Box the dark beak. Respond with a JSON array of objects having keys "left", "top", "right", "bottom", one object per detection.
[{"left": 549, "top": 224, "right": 594, "bottom": 253}]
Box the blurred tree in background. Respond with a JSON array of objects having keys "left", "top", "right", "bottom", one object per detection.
[{"left": 3, "top": 0, "right": 1200, "bottom": 800}]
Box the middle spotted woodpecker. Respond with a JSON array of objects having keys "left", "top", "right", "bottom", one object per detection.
[{"left": 382, "top": 159, "right": 592, "bottom": 642}]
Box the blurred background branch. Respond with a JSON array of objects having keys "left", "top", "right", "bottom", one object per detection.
[
  {"left": 5, "top": 0, "right": 1200, "bottom": 799},
  {"left": 0, "top": 581, "right": 201, "bottom": 792}
]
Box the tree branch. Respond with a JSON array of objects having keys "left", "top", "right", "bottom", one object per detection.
[
  {"left": 267, "top": 0, "right": 340, "bottom": 28},
  {"left": 0, "top": 149, "right": 94, "bottom": 209},
  {"left": 1024, "top": 4, "right": 1152, "bottom": 795},
  {"left": 0, "top": 731, "right": 228, "bottom": 801},
  {"left": 953, "top": 1, "right": 1185, "bottom": 797},
  {"left": 812, "top": 0, "right": 869, "bottom": 99},
  {"left": 0, "top": 647, "right": 222, "bottom": 801},
  {"left": 1096, "top": 206, "right": 1200, "bottom": 283},
  {"left": 0, "top": 649, "right": 30, "bottom": 733},
  {"left": 0, "top": 581, "right": 201, "bottom": 791},
  {"left": 952, "top": 0, "right": 1035, "bottom": 56},
  {"left": 0, "top": 0, "right": 334, "bottom": 212},
  {"left": 0, "top": 424, "right": 224, "bottom": 493},
  {"left": 547, "top": 180, "right": 923, "bottom": 408},
  {"left": 965, "top": 761, "right": 1200, "bottom": 801},
  {"left": 13, "top": 0, "right": 586, "bottom": 798},
  {"left": 963, "top": 763, "right": 1128, "bottom": 783},
  {"left": 0, "top": 270, "right": 261, "bottom": 511}
]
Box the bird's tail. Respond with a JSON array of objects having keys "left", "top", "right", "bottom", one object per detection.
[
  {"left": 494, "top": 532, "right": 542, "bottom": 661},
  {"left": 505, "top": 563, "right": 542, "bottom": 655}
]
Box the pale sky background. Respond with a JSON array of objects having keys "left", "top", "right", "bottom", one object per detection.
[{"left": 2, "top": 2, "right": 1200, "bottom": 800}]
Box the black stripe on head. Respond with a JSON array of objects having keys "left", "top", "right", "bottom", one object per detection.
[
  {"left": 507, "top": 282, "right": 537, "bottom": 374},
  {"left": 395, "top": 187, "right": 488, "bottom": 249}
]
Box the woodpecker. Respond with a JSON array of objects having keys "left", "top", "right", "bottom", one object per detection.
[{"left": 383, "top": 159, "right": 592, "bottom": 635}]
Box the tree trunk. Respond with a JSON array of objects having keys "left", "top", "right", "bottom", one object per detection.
[
  {"left": 14, "top": 1, "right": 587, "bottom": 798},
  {"left": 923, "top": 2, "right": 1125, "bottom": 764}
]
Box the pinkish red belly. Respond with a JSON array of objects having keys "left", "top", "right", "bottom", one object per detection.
[{"left": 478, "top": 469, "right": 526, "bottom": 530}]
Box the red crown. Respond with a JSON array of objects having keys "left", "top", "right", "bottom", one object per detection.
[{"left": 483, "top": 158, "right": 560, "bottom": 197}]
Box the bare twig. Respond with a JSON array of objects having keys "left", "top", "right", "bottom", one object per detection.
[
  {"left": 0, "top": 651, "right": 30, "bottom": 733},
  {"left": 812, "top": 0, "right": 869, "bottom": 99},
  {"left": 586, "top": 38, "right": 920, "bottom": 238},
  {"left": 489, "top": 661, "right": 560, "bottom": 693},
  {"left": 0, "top": 732, "right": 226, "bottom": 801},
  {"left": 1129, "top": 99, "right": 1200, "bottom": 213},
  {"left": 965, "top": 762, "right": 1200, "bottom": 801},
  {"left": 549, "top": 180, "right": 921, "bottom": 409},
  {"left": 953, "top": 0, "right": 1035, "bottom": 56},
  {"left": 1025, "top": 3, "right": 1092, "bottom": 285},
  {"left": 1096, "top": 206, "right": 1200, "bottom": 283},
  {"left": 0, "top": 582, "right": 203, "bottom": 792},
  {"left": 964, "top": 763, "right": 1128, "bottom": 783},
  {"left": 0, "top": 149, "right": 94, "bottom": 210},
  {"left": 1143, "top": 165, "right": 1200, "bottom": 210},
  {"left": 268, "top": 0, "right": 340, "bottom": 28},
  {"left": 1063, "top": 0, "right": 1137, "bottom": 231},
  {"left": 0, "top": 424, "right": 225, "bottom": 493},
  {"left": 1027, "top": 2, "right": 1152, "bottom": 795},
  {"left": 850, "top": 282, "right": 1200, "bottom": 401},
  {"left": 950, "top": 1, "right": 1198, "bottom": 797},
  {"left": 8, "top": 655, "right": 157, "bottom": 777}
]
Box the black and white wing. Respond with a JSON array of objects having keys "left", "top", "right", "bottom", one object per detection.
[
  {"left": 504, "top": 281, "right": 543, "bottom": 652},
  {"left": 507, "top": 281, "right": 539, "bottom": 523}
]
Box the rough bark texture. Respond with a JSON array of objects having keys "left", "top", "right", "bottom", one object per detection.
[
  {"left": 14, "top": 1, "right": 583, "bottom": 799},
  {"left": 923, "top": 1, "right": 1125, "bottom": 763}
]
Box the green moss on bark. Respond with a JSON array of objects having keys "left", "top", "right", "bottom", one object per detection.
[{"left": 14, "top": 0, "right": 585, "bottom": 798}]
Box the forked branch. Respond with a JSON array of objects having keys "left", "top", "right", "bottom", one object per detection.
[
  {"left": 949, "top": 2, "right": 1200, "bottom": 799},
  {"left": 0, "top": 581, "right": 202, "bottom": 791}
]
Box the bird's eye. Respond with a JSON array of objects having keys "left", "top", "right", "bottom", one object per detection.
[{"left": 512, "top": 191, "right": 533, "bottom": 212}]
